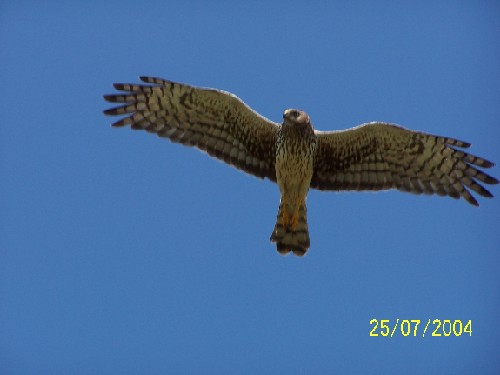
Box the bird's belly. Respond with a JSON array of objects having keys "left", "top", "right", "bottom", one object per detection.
[{"left": 275, "top": 149, "right": 314, "bottom": 210}]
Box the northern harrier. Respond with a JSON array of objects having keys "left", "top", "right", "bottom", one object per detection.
[{"left": 104, "top": 77, "right": 498, "bottom": 256}]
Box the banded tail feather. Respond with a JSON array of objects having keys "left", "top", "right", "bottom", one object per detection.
[{"left": 270, "top": 201, "right": 310, "bottom": 256}]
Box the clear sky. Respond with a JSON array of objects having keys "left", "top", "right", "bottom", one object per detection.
[{"left": 1, "top": 1, "right": 499, "bottom": 374}]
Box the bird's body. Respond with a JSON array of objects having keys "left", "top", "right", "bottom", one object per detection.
[
  {"left": 104, "top": 77, "right": 498, "bottom": 256},
  {"left": 271, "top": 110, "right": 317, "bottom": 255}
]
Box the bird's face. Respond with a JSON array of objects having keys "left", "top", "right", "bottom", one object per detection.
[{"left": 283, "top": 109, "right": 311, "bottom": 128}]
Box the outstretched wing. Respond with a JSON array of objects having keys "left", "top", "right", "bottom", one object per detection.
[
  {"left": 104, "top": 77, "right": 279, "bottom": 181},
  {"left": 311, "top": 122, "right": 498, "bottom": 205}
]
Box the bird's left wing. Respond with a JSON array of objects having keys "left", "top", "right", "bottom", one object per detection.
[
  {"left": 104, "top": 77, "right": 279, "bottom": 181},
  {"left": 311, "top": 122, "right": 498, "bottom": 205}
]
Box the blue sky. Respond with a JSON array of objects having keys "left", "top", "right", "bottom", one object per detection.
[{"left": 1, "top": 1, "right": 499, "bottom": 374}]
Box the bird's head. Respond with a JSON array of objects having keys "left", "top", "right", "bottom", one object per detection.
[{"left": 283, "top": 109, "right": 311, "bottom": 128}]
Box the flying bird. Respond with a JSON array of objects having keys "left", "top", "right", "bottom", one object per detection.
[{"left": 103, "top": 77, "right": 498, "bottom": 256}]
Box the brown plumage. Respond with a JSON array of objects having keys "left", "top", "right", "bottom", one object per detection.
[{"left": 104, "top": 77, "right": 498, "bottom": 256}]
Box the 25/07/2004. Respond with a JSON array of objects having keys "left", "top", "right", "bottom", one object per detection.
[{"left": 369, "top": 319, "right": 472, "bottom": 337}]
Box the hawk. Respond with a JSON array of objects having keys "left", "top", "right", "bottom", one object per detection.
[{"left": 104, "top": 77, "right": 498, "bottom": 256}]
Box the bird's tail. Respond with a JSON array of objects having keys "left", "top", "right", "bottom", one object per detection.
[{"left": 270, "top": 200, "right": 310, "bottom": 256}]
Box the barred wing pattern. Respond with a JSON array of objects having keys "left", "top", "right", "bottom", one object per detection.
[
  {"left": 311, "top": 122, "right": 498, "bottom": 206},
  {"left": 104, "top": 77, "right": 279, "bottom": 181}
]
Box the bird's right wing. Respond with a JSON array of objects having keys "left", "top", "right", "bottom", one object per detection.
[{"left": 104, "top": 77, "right": 279, "bottom": 182}]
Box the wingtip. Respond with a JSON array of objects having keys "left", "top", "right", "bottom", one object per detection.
[
  {"left": 469, "top": 198, "right": 479, "bottom": 207},
  {"left": 486, "top": 176, "right": 499, "bottom": 185},
  {"left": 140, "top": 76, "right": 170, "bottom": 86},
  {"left": 103, "top": 94, "right": 114, "bottom": 102},
  {"left": 139, "top": 76, "right": 159, "bottom": 84},
  {"left": 486, "top": 161, "right": 496, "bottom": 169},
  {"left": 103, "top": 107, "right": 116, "bottom": 115}
]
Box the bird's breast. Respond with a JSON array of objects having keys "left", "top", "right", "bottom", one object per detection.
[{"left": 275, "top": 131, "right": 316, "bottom": 197}]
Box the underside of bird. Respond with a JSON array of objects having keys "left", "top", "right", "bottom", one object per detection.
[
  {"left": 103, "top": 76, "right": 499, "bottom": 257},
  {"left": 270, "top": 199, "right": 310, "bottom": 256}
]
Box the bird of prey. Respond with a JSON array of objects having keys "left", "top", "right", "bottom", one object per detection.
[{"left": 103, "top": 77, "right": 498, "bottom": 256}]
